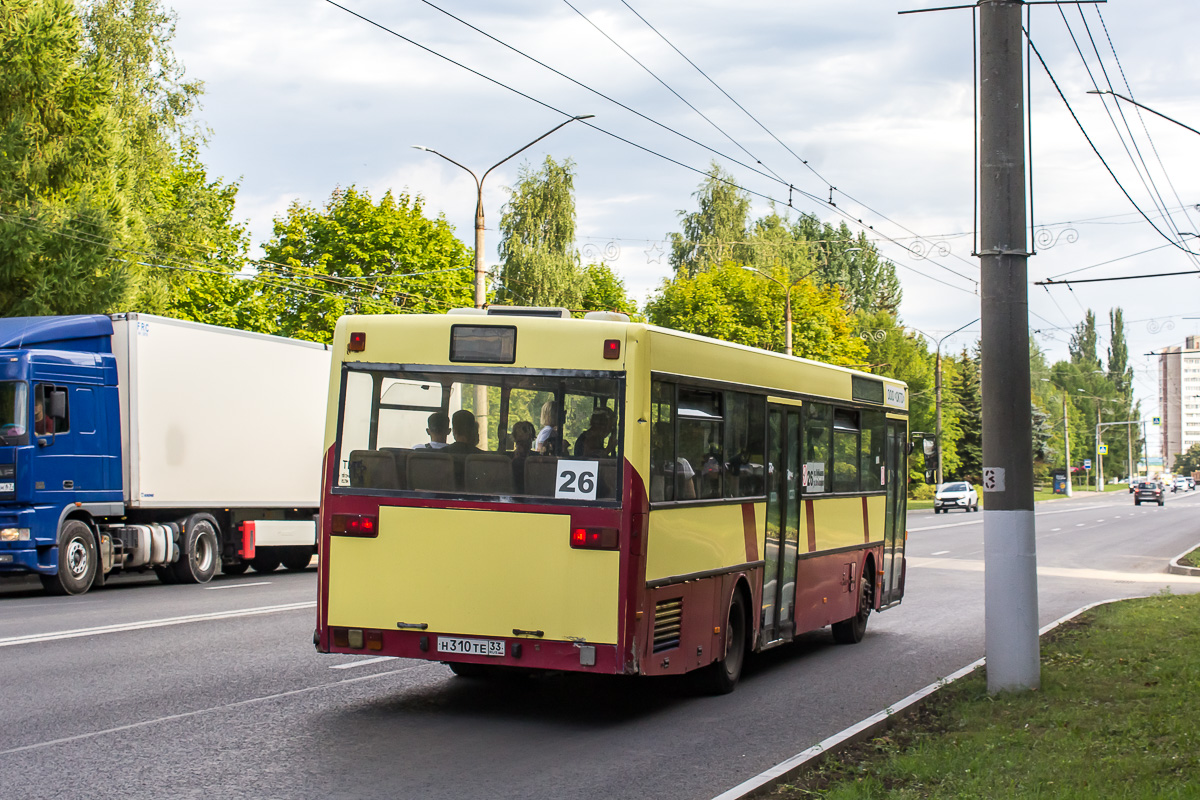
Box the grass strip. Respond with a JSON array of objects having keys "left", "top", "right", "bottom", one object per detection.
[
  {"left": 1182, "top": 548, "right": 1200, "bottom": 569},
  {"left": 768, "top": 591, "right": 1200, "bottom": 799}
]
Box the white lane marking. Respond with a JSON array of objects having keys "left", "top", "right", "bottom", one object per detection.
[
  {"left": 203, "top": 582, "right": 272, "bottom": 591},
  {"left": 1050, "top": 528, "right": 1062, "bottom": 532},
  {"left": 907, "top": 557, "right": 1200, "bottom": 584},
  {"left": 330, "top": 655, "right": 395, "bottom": 670},
  {"left": 930, "top": 550, "right": 950, "bottom": 556},
  {"left": 0, "top": 662, "right": 441, "bottom": 756},
  {"left": 0, "top": 602, "right": 315, "bottom": 648},
  {"left": 910, "top": 503, "right": 1109, "bottom": 532},
  {"left": 1097, "top": 519, "right": 1105, "bottom": 523},
  {"left": 1076, "top": 523, "right": 1086, "bottom": 527}
]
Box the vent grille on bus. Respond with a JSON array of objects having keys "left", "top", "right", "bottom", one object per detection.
[{"left": 653, "top": 599, "right": 683, "bottom": 653}]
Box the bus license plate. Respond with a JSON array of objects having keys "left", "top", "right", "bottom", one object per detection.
[{"left": 437, "top": 636, "right": 505, "bottom": 657}]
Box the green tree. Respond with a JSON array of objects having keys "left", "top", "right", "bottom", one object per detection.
[
  {"left": 947, "top": 345, "right": 982, "bottom": 482},
  {"left": 260, "top": 186, "right": 474, "bottom": 343},
  {"left": 1174, "top": 443, "right": 1200, "bottom": 475},
  {"left": 1069, "top": 309, "right": 1101, "bottom": 370},
  {"left": 670, "top": 163, "right": 752, "bottom": 276},
  {"left": 579, "top": 262, "right": 639, "bottom": 317},
  {"left": 495, "top": 156, "right": 583, "bottom": 308},
  {"left": 0, "top": 0, "right": 133, "bottom": 316},
  {"left": 646, "top": 261, "right": 868, "bottom": 366}
]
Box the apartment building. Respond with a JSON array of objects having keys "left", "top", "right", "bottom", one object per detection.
[{"left": 1160, "top": 334, "right": 1200, "bottom": 471}]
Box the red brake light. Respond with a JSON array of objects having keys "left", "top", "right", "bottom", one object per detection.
[
  {"left": 348, "top": 331, "right": 367, "bottom": 352},
  {"left": 570, "top": 527, "right": 619, "bottom": 550},
  {"left": 331, "top": 514, "right": 378, "bottom": 537},
  {"left": 603, "top": 339, "right": 621, "bottom": 359}
]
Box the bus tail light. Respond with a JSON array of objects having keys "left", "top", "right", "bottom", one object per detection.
[
  {"left": 365, "top": 630, "right": 384, "bottom": 651},
  {"left": 603, "top": 339, "right": 621, "bottom": 359},
  {"left": 348, "top": 331, "right": 367, "bottom": 352},
  {"left": 331, "top": 514, "right": 378, "bottom": 537},
  {"left": 570, "top": 527, "right": 618, "bottom": 550}
]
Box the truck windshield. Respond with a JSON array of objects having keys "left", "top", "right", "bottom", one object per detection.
[
  {"left": 0, "top": 382, "right": 29, "bottom": 446},
  {"left": 336, "top": 366, "right": 623, "bottom": 504}
]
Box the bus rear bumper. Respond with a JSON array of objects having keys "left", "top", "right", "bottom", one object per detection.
[{"left": 320, "top": 626, "right": 625, "bottom": 674}]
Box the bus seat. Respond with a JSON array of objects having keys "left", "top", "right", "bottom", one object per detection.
[
  {"left": 381, "top": 448, "right": 410, "bottom": 490},
  {"left": 598, "top": 458, "right": 617, "bottom": 499},
  {"left": 464, "top": 454, "right": 514, "bottom": 495},
  {"left": 524, "top": 456, "right": 558, "bottom": 497},
  {"left": 349, "top": 450, "right": 401, "bottom": 490},
  {"left": 407, "top": 452, "right": 456, "bottom": 492}
]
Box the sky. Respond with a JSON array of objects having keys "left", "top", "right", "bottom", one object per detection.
[{"left": 167, "top": 0, "right": 1200, "bottom": 455}]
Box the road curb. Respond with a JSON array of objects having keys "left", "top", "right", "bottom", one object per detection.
[
  {"left": 711, "top": 597, "right": 1138, "bottom": 800},
  {"left": 1167, "top": 542, "right": 1200, "bottom": 576}
]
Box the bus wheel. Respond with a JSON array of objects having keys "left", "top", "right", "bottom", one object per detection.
[
  {"left": 698, "top": 590, "right": 748, "bottom": 695},
  {"left": 832, "top": 573, "right": 873, "bottom": 644},
  {"left": 40, "top": 520, "right": 97, "bottom": 596}
]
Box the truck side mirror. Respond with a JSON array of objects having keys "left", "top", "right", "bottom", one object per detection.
[{"left": 48, "top": 388, "right": 67, "bottom": 421}]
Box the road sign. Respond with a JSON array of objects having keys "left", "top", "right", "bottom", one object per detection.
[
  {"left": 1099, "top": 444, "right": 1108, "bottom": 455},
  {"left": 1084, "top": 459, "right": 1092, "bottom": 469},
  {"left": 1153, "top": 416, "right": 1161, "bottom": 426}
]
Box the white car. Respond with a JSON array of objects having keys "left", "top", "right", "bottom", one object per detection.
[
  {"left": 1173, "top": 476, "right": 1190, "bottom": 493},
  {"left": 934, "top": 481, "right": 979, "bottom": 513}
]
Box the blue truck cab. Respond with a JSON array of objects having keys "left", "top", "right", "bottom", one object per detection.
[{"left": 0, "top": 315, "right": 123, "bottom": 593}]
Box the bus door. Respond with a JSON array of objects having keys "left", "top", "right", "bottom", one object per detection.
[
  {"left": 879, "top": 420, "right": 908, "bottom": 607},
  {"left": 760, "top": 404, "right": 801, "bottom": 645}
]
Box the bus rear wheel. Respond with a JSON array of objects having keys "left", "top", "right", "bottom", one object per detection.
[
  {"left": 697, "top": 590, "right": 747, "bottom": 695},
  {"left": 832, "top": 572, "right": 872, "bottom": 644}
]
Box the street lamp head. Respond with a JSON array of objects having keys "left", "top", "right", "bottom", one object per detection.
[
  {"left": 411, "top": 145, "right": 430, "bottom": 152},
  {"left": 574, "top": 114, "right": 596, "bottom": 121}
]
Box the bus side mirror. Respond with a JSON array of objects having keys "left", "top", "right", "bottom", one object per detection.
[{"left": 906, "top": 441, "right": 915, "bottom": 455}]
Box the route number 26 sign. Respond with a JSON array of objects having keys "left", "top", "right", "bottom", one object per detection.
[{"left": 555, "top": 460, "right": 599, "bottom": 501}]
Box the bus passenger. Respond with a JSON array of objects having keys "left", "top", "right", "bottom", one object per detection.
[
  {"left": 443, "top": 410, "right": 482, "bottom": 454},
  {"left": 509, "top": 420, "right": 536, "bottom": 493},
  {"left": 574, "top": 410, "right": 614, "bottom": 458},
  {"left": 536, "top": 401, "right": 563, "bottom": 455},
  {"left": 413, "top": 411, "right": 450, "bottom": 450},
  {"left": 652, "top": 421, "right": 695, "bottom": 500}
]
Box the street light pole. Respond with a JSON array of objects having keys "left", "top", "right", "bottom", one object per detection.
[
  {"left": 910, "top": 318, "right": 978, "bottom": 486},
  {"left": 413, "top": 114, "right": 593, "bottom": 309},
  {"left": 742, "top": 267, "right": 808, "bottom": 356}
]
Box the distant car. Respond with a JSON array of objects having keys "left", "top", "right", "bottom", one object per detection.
[
  {"left": 1128, "top": 477, "right": 1139, "bottom": 493},
  {"left": 1190, "top": 477, "right": 1197, "bottom": 490},
  {"left": 1134, "top": 480, "right": 1164, "bottom": 506},
  {"left": 934, "top": 481, "right": 978, "bottom": 513},
  {"left": 1173, "top": 476, "right": 1189, "bottom": 493}
]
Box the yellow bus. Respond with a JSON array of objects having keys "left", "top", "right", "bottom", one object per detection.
[{"left": 315, "top": 308, "right": 909, "bottom": 692}]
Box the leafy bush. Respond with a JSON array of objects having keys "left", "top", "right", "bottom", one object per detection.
[{"left": 909, "top": 483, "right": 935, "bottom": 500}]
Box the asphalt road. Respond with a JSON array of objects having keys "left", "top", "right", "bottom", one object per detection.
[{"left": 2, "top": 490, "right": 1199, "bottom": 800}]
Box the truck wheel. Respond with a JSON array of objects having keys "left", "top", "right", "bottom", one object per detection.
[
  {"left": 251, "top": 554, "right": 281, "bottom": 573},
  {"left": 40, "top": 520, "right": 97, "bottom": 596},
  {"left": 222, "top": 561, "right": 250, "bottom": 575},
  {"left": 173, "top": 519, "right": 220, "bottom": 584},
  {"left": 281, "top": 547, "right": 314, "bottom": 572},
  {"left": 696, "top": 589, "right": 748, "bottom": 695},
  {"left": 832, "top": 570, "right": 873, "bottom": 645}
]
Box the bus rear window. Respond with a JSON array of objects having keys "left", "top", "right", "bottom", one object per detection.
[{"left": 336, "top": 367, "right": 622, "bottom": 504}]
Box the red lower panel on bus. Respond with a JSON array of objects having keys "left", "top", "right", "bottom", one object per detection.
[
  {"left": 326, "top": 627, "right": 622, "bottom": 674},
  {"left": 792, "top": 548, "right": 876, "bottom": 635}
]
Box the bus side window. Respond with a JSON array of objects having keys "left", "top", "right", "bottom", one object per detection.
[
  {"left": 650, "top": 381, "right": 675, "bottom": 501},
  {"left": 803, "top": 403, "right": 831, "bottom": 494},
  {"left": 832, "top": 408, "right": 860, "bottom": 493},
  {"left": 725, "top": 391, "right": 765, "bottom": 498},
  {"left": 678, "top": 387, "right": 723, "bottom": 499}
]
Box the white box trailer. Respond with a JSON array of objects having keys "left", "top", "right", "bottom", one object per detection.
[{"left": 106, "top": 314, "right": 331, "bottom": 581}]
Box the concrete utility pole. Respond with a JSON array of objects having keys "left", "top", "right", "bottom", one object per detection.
[{"left": 979, "top": 0, "right": 1040, "bottom": 692}]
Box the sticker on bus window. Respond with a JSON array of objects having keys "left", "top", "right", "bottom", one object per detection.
[
  {"left": 804, "top": 462, "right": 826, "bottom": 493},
  {"left": 555, "top": 460, "right": 599, "bottom": 501}
]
